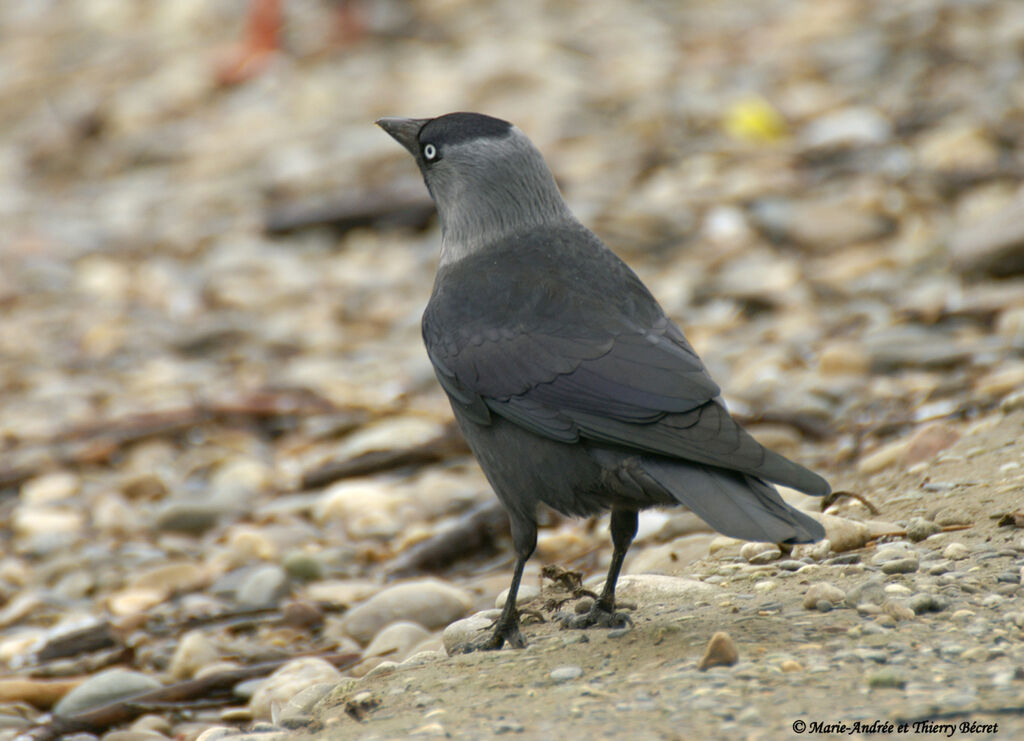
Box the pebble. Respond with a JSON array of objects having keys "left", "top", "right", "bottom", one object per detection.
[
  {"left": 901, "top": 423, "right": 960, "bottom": 467},
  {"left": 248, "top": 657, "right": 342, "bottom": 721},
  {"left": 54, "top": 668, "right": 162, "bottom": 717},
  {"left": 802, "top": 582, "right": 845, "bottom": 610},
  {"left": 495, "top": 584, "right": 541, "bottom": 609},
  {"left": 169, "top": 630, "right": 220, "bottom": 680},
  {"left": 801, "top": 106, "right": 892, "bottom": 149},
  {"left": 844, "top": 579, "right": 887, "bottom": 608},
  {"left": 235, "top": 564, "right": 290, "bottom": 607},
  {"left": 362, "top": 621, "right": 432, "bottom": 662},
  {"left": 21, "top": 471, "right": 80, "bottom": 503},
  {"left": 905, "top": 517, "right": 941, "bottom": 543},
  {"left": 549, "top": 665, "right": 583, "bottom": 683},
  {"left": 880, "top": 558, "right": 919, "bottom": 575},
  {"left": 609, "top": 574, "right": 719, "bottom": 603},
  {"left": 442, "top": 610, "right": 501, "bottom": 654},
  {"left": 102, "top": 732, "right": 171, "bottom": 741},
  {"left": 697, "top": 631, "right": 738, "bottom": 670},
  {"left": 276, "top": 682, "right": 335, "bottom": 726},
  {"left": 153, "top": 501, "right": 221, "bottom": 534},
  {"left": 342, "top": 579, "right": 472, "bottom": 644},
  {"left": 740, "top": 542, "right": 781, "bottom": 564},
  {"left": 943, "top": 543, "right": 971, "bottom": 560},
  {"left": 909, "top": 593, "right": 949, "bottom": 615},
  {"left": 866, "top": 670, "right": 906, "bottom": 689}
]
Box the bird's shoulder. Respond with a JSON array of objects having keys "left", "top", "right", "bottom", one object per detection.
[{"left": 423, "top": 221, "right": 661, "bottom": 343}]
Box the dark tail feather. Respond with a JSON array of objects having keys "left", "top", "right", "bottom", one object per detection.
[{"left": 641, "top": 458, "right": 825, "bottom": 544}]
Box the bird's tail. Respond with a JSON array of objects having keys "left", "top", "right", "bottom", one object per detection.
[{"left": 640, "top": 458, "right": 825, "bottom": 544}]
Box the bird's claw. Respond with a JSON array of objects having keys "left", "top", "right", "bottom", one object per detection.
[
  {"left": 560, "top": 604, "right": 633, "bottom": 631},
  {"left": 454, "top": 617, "right": 527, "bottom": 653}
]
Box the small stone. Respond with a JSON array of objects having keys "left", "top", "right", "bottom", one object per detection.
[
  {"left": 606, "top": 574, "right": 719, "bottom": 604},
  {"left": 249, "top": 658, "right": 342, "bottom": 721},
  {"left": 866, "top": 670, "right": 906, "bottom": 689},
  {"left": 697, "top": 631, "right": 738, "bottom": 670},
  {"left": 871, "top": 544, "right": 916, "bottom": 565},
  {"left": 549, "top": 665, "right": 583, "bottom": 683},
  {"left": 442, "top": 610, "right": 500, "bottom": 654},
  {"left": 909, "top": 593, "right": 948, "bottom": 615},
  {"left": 363, "top": 621, "right": 431, "bottom": 662},
  {"left": 343, "top": 579, "right": 472, "bottom": 644},
  {"left": 906, "top": 518, "right": 941, "bottom": 543},
  {"left": 883, "top": 600, "right": 916, "bottom": 621},
  {"left": 803, "top": 582, "right": 845, "bottom": 610},
  {"left": 129, "top": 561, "right": 208, "bottom": 594},
  {"left": 881, "top": 558, "right": 919, "bottom": 575},
  {"left": 21, "top": 471, "right": 80, "bottom": 504},
  {"left": 235, "top": 564, "right": 290, "bottom": 607},
  {"left": 943, "top": 543, "right": 971, "bottom": 561},
  {"left": 844, "top": 578, "right": 886, "bottom": 608},
  {"left": 801, "top": 106, "right": 892, "bottom": 149},
  {"left": 102, "top": 731, "right": 170, "bottom": 741},
  {"left": 740, "top": 542, "right": 781, "bottom": 564},
  {"left": 153, "top": 501, "right": 220, "bottom": 534},
  {"left": 777, "top": 560, "right": 805, "bottom": 571},
  {"left": 901, "top": 423, "right": 960, "bottom": 467},
  {"left": 277, "top": 682, "right": 335, "bottom": 726},
  {"left": 54, "top": 669, "right": 162, "bottom": 717},
  {"left": 495, "top": 584, "right": 540, "bottom": 609},
  {"left": 780, "top": 660, "right": 803, "bottom": 672},
  {"left": 282, "top": 551, "right": 324, "bottom": 582},
  {"left": 169, "top": 630, "right": 220, "bottom": 680}
]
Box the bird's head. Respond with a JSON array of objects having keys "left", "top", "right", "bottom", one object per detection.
[{"left": 377, "top": 112, "right": 571, "bottom": 262}]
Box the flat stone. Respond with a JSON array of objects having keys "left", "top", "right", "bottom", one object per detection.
[
  {"left": 880, "top": 558, "right": 919, "bottom": 575},
  {"left": 549, "top": 665, "right": 583, "bottom": 683},
  {"left": 343, "top": 579, "right": 472, "bottom": 644},
  {"left": 249, "top": 658, "right": 342, "bottom": 721},
  {"left": 235, "top": 564, "right": 290, "bottom": 607},
  {"left": 54, "top": 669, "right": 161, "bottom": 717}
]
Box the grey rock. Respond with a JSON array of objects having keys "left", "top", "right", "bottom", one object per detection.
[
  {"left": 153, "top": 501, "right": 221, "bottom": 534},
  {"left": 54, "top": 668, "right": 162, "bottom": 717},
  {"left": 549, "top": 665, "right": 583, "bottom": 683},
  {"left": 442, "top": 610, "right": 501, "bottom": 654},
  {"left": 951, "top": 186, "right": 1024, "bottom": 277},
  {"left": 906, "top": 517, "right": 941, "bottom": 543},
  {"left": 803, "top": 582, "right": 846, "bottom": 610},
  {"left": 344, "top": 579, "right": 472, "bottom": 644},
  {"left": 236, "top": 564, "right": 290, "bottom": 607},
  {"left": 363, "top": 620, "right": 431, "bottom": 662},
  {"left": 880, "top": 557, "right": 919, "bottom": 575},
  {"left": 909, "top": 593, "right": 949, "bottom": 614},
  {"left": 844, "top": 578, "right": 887, "bottom": 608}
]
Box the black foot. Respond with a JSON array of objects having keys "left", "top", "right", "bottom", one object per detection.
[
  {"left": 560, "top": 602, "right": 633, "bottom": 630},
  {"left": 455, "top": 615, "right": 527, "bottom": 653}
]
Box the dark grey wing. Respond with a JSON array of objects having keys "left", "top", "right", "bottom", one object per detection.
[
  {"left": 425, "top": 308, "right": 827, "bottom": 495},
  {"left": 422, "top": 227, "right": 829, "bottom": 496}
]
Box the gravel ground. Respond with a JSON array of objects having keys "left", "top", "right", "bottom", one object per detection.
[{"left": 1, "top": 1, "right": 1023, "bottom": 740}]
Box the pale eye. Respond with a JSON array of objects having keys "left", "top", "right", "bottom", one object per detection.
[{"left": 423, "top": 143, "right": 438, "bottom": 161}]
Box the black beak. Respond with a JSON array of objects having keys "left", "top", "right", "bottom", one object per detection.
[{"left": 376, "top": 116, "right": 429, "bottom": 156}]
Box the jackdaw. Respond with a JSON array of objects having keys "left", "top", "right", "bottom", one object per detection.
[{"left": 377, "top": 112, "right": 830, "bottom": 651}]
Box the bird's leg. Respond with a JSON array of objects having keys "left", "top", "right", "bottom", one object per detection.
[
  {"left": 563, "top": 508, "right": 637, "bottom": 630},
  {"left": 457, "top": 514, "right": 535, "bottom": 652}
]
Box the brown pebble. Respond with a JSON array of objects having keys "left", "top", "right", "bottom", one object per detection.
[
  {"left": 780, "top": 660, "right": 803, "bottom": 672},
  {"left": 697, "top": 631, "right": 738, "bottom": 670},
  {"left": 901, "top": 422, "right": 960, "bottom": 467}
]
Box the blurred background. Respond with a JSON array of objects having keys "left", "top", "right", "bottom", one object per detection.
[{"left": 1, "top": 0, "right": 1024, "bottom": 735}]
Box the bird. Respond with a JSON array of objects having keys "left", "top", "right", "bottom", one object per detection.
[{"left": 376, "top": 112, "right": 830, "bottom": 651}]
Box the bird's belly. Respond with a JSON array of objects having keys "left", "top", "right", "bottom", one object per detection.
[{"left": 449, "top": 405, "right": 676, "bottom": 519}]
